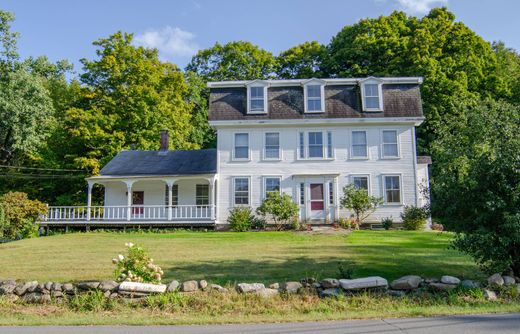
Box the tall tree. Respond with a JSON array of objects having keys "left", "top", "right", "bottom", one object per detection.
[
  {"left": 64, "top": 32, "right": 196, "bottom": 173},
  {"left": 493, "top": 41, "right": 520, "bottom": 105},
  {"left": 184, "top": 71, "right": 216, "bottom": 148},
  {"left": 276, "top": 41, "right": 326, "bottom": 79}
]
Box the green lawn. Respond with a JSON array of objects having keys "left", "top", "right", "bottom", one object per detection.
[{"left": 0, "top": 230, "right": 482, "bottom": 283}]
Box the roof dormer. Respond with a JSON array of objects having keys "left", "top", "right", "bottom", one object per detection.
[
  {"left": 246, "top": 80, "right": 268, "bottom": 114},
  {"left": 359, "top": 77, "right": 384, "bottom": 112},
  {"left": 302, "top": 78, "right": 326, "bottom": 113}
]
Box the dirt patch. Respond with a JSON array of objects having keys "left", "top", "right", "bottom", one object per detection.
[{"left": 296, "top": 226, "right": 352, "bottom": 235}]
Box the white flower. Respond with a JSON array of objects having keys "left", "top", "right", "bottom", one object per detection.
[
  {"left": 127, "top": 242, "right": 134, "bottom": 248},
  {"left": 118, "top": 254, "right": 124, "bottom": 261},
  {"left": 112, "top": 258, "right": 118, "bottom": 264}
]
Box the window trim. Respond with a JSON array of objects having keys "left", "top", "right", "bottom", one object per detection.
[
  {"left": 297, "top": 130, "right": 334, "bottom": 161},
  {"left": 195, "top": 184, "right": 209, "bottom": 206},
  {"left": 303, "top": 80, "right": 326, "bottom": 113},
  {"left": 350, "top": 129, "right": 369, "bottom": 160},
  {"left": 246, "top": 82, "right": 268, "bottom": 114},
  {"left": 232, "top": 132, "right": 250, "bottom": 161},
  {"left": 382, "top": 174, "right": 403, "bottom": 205},
  {"left": 380, "top": 129, "right": 400, "bottom": 159},
  {"left": 349, "top": 174, "right": 371, "bottom": 195},
  {"left": 360, "top": 78, "right": 384, "bottom": 112},
  {"left": 232, "top": 176, "right": 251, "bottom": 206},
  {"left": 164, "top": 184, "right": 179, "bottom": 206},
  {"left": 262, "top": 176, "right": 282, "bottom": 199},
  {"left": 262, "top": 131, "right": 281, "bottom": 161}
]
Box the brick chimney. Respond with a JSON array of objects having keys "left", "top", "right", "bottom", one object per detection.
[{"left": 160, "top": 130, "right": 169, "bottom": 151}]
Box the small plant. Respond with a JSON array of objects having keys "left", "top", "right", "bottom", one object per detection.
[
  {"left": 70, "top": 290, "right": 114, "bottom": 312},
  {"left": 256, "top": 192, "right": 299, "bottom": 231},
  {"left": 337, "top": 217, "right": 358, "bottom": 230},
  {"left": 337, "top": 261, "right": 355, "bottom": 279},
  {"left": 340, "top": 185, "right": 383, "bottom": 224},
  {"left": 432, "top": 223, "right": 444, "bottom": 231},
  {"left": 381, "top": 217, "right": 393, "bottom": 230},
  {"left": 289, "top": 219, "right": 301, "bottom": 231},
  {"left": 401, "top": 205, "right": 429, "bottom": 231},
  {"left": 227, "top": 207, "right": 255, "bottom": 231},
  {"left": 113, "top": 242, "right": 163, "bottom": 283},
  {"left": 144, "top": 291, "right": 188, "bottom": 310},
  {"left": 251, "top": 216, "right": 267, "bottom": 230}
]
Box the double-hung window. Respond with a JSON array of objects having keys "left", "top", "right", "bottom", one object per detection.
[
  {"left": 351, "top": 131, "right": 368, "bottom": 158},
  {"left": 383, "top": 175, "right": 401, "bottom": 204},
  {"left": 264, "top": 132, "right": 280, "bottom": 159},
  {"left": 233, "top": 177, "right": 249, "bottom": 205},
  {"left": 363, "top": 83, "right": 381, "bottom": 110},
  {"left": 196, "top": 184, "right": 209, "bottom": 206},
  {"left": 308, "top": 132, "right": 324, "bottom": 158},
  {"left": 164, "top": 184, "right": 178, "bottom": 206},
  {"left": 249, "top": 86, "right": 265, "bottom": 113},
  {"left": 234, "top": 133, "right": 249, "bottom": 160},
  {"left": 264, "top": 177, "right": 281, "bottom": 198},
  {"left": 351, "top": 175, "right": 369, "bottom": 192},
  {"left": 306, "top": 85, "right": 322, "bottom": 112},
  {"left": 382, "top": 130, "right": 399, "bottom": 158}
]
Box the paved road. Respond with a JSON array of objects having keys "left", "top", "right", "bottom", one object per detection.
[{"left": 1, "top": 313, "right": 519, "bottom": 333}]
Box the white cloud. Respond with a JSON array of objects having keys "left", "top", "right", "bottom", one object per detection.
[
  {"left": 396, "top": 0, "right": 448, "bottom": 15},
  {"left": 134, "top": 26, "right": 199, "bottom": 59}
]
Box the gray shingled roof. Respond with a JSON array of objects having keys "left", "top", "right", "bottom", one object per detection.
[{"left": 99, "top": 149, "right": 217, "bottom": 176}]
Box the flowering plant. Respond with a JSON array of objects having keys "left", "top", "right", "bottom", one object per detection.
[{"left": 112, "top": 242, "right": 163, "bottom": 283}]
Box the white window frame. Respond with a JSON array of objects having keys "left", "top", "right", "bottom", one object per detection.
[
  {"left": 263, "top": 132, "right": 281, "bottom": 161},
  {"left": 247, "top": 81, "right": 268, "bottom": 114},
  {"left": 360, "top": 78, "right": 384, "bottom": 112},
  {"left": 380, "top": 129, "right": 400, "bottom": 159},
  {"left": 349, "top": 174, "right": 371, "bottom": 195},
  {"left": 297, "top": 130, "right": 334, "bottom": 160},
  {"left": 232, "top": 176, "right": 251, "bottom": 206},
  {"left": 263, "top": 176, "right": 282, "bottom": 199},
  {"left": 303, "top": 80, "right": 326, "bottom": 113},
  {"left": 350, "top": 129, "right": 369, "bottom": 160},
  {"left": 382, "top": 174, "right": 403, "bottom": 205},
  {"left": 233, "top": 132, "right": 250, "bottom": 161}
]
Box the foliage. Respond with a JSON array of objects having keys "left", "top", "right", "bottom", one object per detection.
[
  {"left": 337, "top": 218, "right": 359, "bottom": 230},
  {"left": 113, "top": 242, "right": 163, "bottom": 283},
  {"left": 431, "top": 223, "right": 444, "bottom": 231},
  {"left": 227, "top": 207, "right": 255, "bottom": 232},
  {"left": 186, "top": 41, "right": 277, "bottom": 81},
  {"left": 340, "top": 185, "right": 383, "bottom": 224},
  {"left": 144, "top": 292, "right": 188, "bottom": 310},
  {"left": 256, "top": 192, "right": 299, "bottom": 231},
  {"left": 401, "top": 206, "right": 428, "bottom": 231},
  {"left": 184, "top": 71, "right": 216, "bottom": 148},
  {"left": 277, "top": 41, "right": 326, "bottom": 79},
  {"left": 431, "top": 98, "right": 520, "bottom": 275},
  {"left": 251, "top": 216, "right": 267, "bottom": 231},
  {"left": 493, "top": 41, "right": 520, "bottom": 104},
  {"left": 70, "top": 290, "right": 114, "bottom": 312},
  {"left": 0, "top": 191, "right": 46, "bottom": 240},
  {"left": 381, "top": 217, "right": 394, "bottom": 230},
  {"left": 337, "top": 261, "right": 355, "bottom": 279}
]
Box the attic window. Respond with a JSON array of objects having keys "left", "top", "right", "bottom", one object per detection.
[
  {"left": 247, "top": 84, "right": 268, "bottom": 114},
  {"left": 304, "top": 81, "right": 325, "bottom": 113},
  {"left": 361, "top": 80, "right": 383, "bottom": 112}
]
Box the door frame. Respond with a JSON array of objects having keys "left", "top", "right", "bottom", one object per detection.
[{"left": 294, "top": 175, "right": 338, "bottom": 222}]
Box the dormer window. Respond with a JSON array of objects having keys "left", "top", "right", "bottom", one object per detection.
[
  {"left": 247, "top": 81, "right": 268, "bottom": 114},
  {"left": 360, "top": 78, "right": 383, "bottom": 112},
  {"left": 303, "top": 79, "right": 325, "bottom": 113}
]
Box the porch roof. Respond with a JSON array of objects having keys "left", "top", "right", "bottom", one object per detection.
[{"left": 99, "top": 149, "right": 217, "bottom": 177}]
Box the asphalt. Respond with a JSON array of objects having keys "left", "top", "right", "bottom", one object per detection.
[{"left": 1, "top": 313, "right": 519, "bottom": 334}]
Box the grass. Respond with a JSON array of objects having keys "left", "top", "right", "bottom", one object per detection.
[{"left": 0, "top": 230, "right": 481, "bottom": 283}]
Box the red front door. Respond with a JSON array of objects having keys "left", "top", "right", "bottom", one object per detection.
[
  {"left": 132, "top": 191, "right": 144, "bottom": 214},
  {"left": 310, "top": 184, "right": 324, "bottom": 211}
]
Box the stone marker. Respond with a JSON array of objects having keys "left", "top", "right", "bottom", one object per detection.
[
  {"left": 181, "top": 280, "right": 199, "bottom": 292},
  {"left": 440, "top": 276, "right": 460, "bottom": 285},
  {"left": 390, "top": 275, "right": 422, "bottom": 290},
  {"left": 118, "top": 281, "right": 167, "bottom": 294},
  {"left": 339, "top": 277, "right": 388, "bottom": 290},
  {"left": 320, "top": 278, "right": 340, "bottom": 289},
  {"left": 236, "top": 283, "right": 265, "bottom": 293}
]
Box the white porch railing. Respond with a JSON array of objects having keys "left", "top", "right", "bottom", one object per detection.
[{"left": 45, "top": 205, "right": 215, "bottom": 222}]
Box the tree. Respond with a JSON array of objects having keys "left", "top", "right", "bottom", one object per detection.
[
  {"left": 0, "top": 191, "right": 47, "bottom": 240},
  {"left": 340, "top": 185, "right": 383, "bottom": 224},
  {"left": 186, "top": 41, "right": 277, "bottom": 81},
  {"left": 64, "top": 32, "right": 196, "bottom": 173},
  {"left": 256, "top": 192, "right": 299, "bottom": 230},
  {"left": 276, "top": 41, "right": 326, "bottom": 79},
  {"left": 184, "top": 71, "right": 216, "bottom": 148},
  {"left": 431, "top": 98, "right": 520, "bottom": 275},
  {"left": 493, "top": 41, "right": 520, "bottom": 104}
]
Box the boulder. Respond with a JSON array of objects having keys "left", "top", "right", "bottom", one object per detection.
[
  {"left": 51, "top": 290, "right": 63, "bottom": 298},
  {"left": 339, "top": 277, "right": 388, "bottom": 290},
  {"left": 300, "top": 278, "right": 316, "bottom": 287},
  {"left": 390, "top": 275, "right": 422, "bottom": 290},
  {"left": 269, "top": 283, "right": 280, "bottom": 290},
  {"left": 440, "top": 276, "right": 460, "bottom": 285},
  {"left": 210, "top": 284, "right": 228, "bottom": 293},
  {"left": 166, "top": 280, "right": 180, "bottom": 292},
  {"left": 99, "top": 280, "right": 119, "bottom": 292},
  {"left": 429, "top": 282, "right": 457, "bottom": 291},
  {"left": 424, "top": 278, "right": 439, "bottom": 284},
  {"left": 199, "top": 280, "right": 208, "bottom": 290},
  {"left": 14, "top": 281, "right": 37, "bottom": 296},
  {"left": 255, "top": 288, "right": 279, "bottom": 298},
  {"left": 236, "top": 283, "right": 265, "bottom": 293},
  {"left": 27, "top": 281, "right": 39, "bottom": 293},
  {"left": 62, "top": 283, "right": 74, "bottom": 294},
  {"left": 22, "top": 292, "right": 50, "bottom": 304},
  {"left": 118, "top": 282, "right": 166, "bottom": 294},
  {"left": 44, "top": 282, "right": 53, "bottom": 291},
  {"left": 51, "top": 282, "right": 62, "bottom": 292},
  {"left": 319, "top": 288, "right": 343, "bottom": 298},
  {"left": 118, "top": 291, "right": 150, "bottom": 298},
  {"left": 487, "top": 273, "right": 504, "bottom": 286},
  {"left": 282, "top": 281, "right": 303, "bottom": 293},
  {"left": 0, "top": 283, "right": 16, "bottom": 295},
  {"left": 320, "top": 278, "right": 340, "bottom": 289},
  {"left": 109, "top": 292, "right": 119, "bottom": 299},
  {"left": 77, "top": 281, "right": 100, "bottom": 290},
  {"left": 461, "top": 280, "right": 478, "bottom": 289},
  {"left": 483, "top": 289, "right": 497, "bottom": 301},
  {"left": 103, "top": 290, "right": 111, "bottom": 298},
  {"left": 502, "top": 276, "right": 515, "bottom": 286},
  {"left": 181, "top": 280, "right": 199, "bottom": 292},
  {"left": 387, "top": 289, "right": 406, "bottom": 297}
]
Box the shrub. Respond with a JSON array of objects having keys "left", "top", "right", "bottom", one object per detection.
[
  {"left": 401, "top": 206, "right": 429, "bottom": 230},
  {"left": 70, "top": 290, "right": 114, "bottom": 312},
  {"left": 113, "top": 242, "right": 163, "bottom": 283},
  {"left": 0, "top": 191, "right": 47, "bottom": 240},
  {"left": 381, "top": 217, "right": 393, "bottom": 230},
  {"left": 431, "top": 223, "right": 444, "bottom": 231},
  {"left": 227, "top": 207, "right": 255, "bottom": 231},
  {"left": 340, "top": 185, "right": 383, "bottom": 224},
  {"left": 256, "top": 192, "right": 299, "bottom": 231},
  {"left": 337, "top": 261, "right": 355, "bottom": 279},
  {"left": 337, "top": 218, "right": 358, "bottom": 230},
  {"left": 251, "top": 216, "right": 267, "bottom": 230}
]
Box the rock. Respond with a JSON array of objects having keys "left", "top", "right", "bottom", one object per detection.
[
  {"left": 483, "top": 289, "right": 497, "bottom": 301},
  {"left": 281, "top": 281, "right": 303, "bottom": 293},
  {"left": 300, "top": 278, "right": 316, "bottom": 287},
  {"left": 255, "top": 288, "right": 279, "bottom": 298},
  {"left": 99, "top": 280, "right": 119, "bottom": 292},
  {"left": 44, "top": 282, "right": 53, "bottom": 291},
  {"left": 269, "top": 283, "right": 280, "bottom": 290},
  {"left": 199, "top": 280, "right": 208, "bottom": 290},
  {"left": 51, "top": 290, "right": 63, "bottom": 298},
  {"left": 109, "top": 292, "right": 119, "bottom": 299},
  {"left": 23, "top": 292, "right": 47, "bottom": 304},
  {"left": 320, "top": 278, "right": 340, "bottom": 289},
  {"left": 387, "top": 289, "right": 406, "bottom": 297},
  {"left": 339, "top": 277, "right": 388, "bottom": 290},
  {"left": 502, "top": 276, "right": 515, "bottom": 286},
  {"left": 312, "top": 282, "right": 322, "bottom": 289},
  {"left": 34, "top": 283, "right": 45, "bottom": 293},
  {"left": 118, "top": 291, "right": 150, "bottom": 298},
  {"left": 319, "top": 288, "right": 343, "bottom": 298},
  {"left": 77, "top": 281, "right": 100, "bottom": 290},
  {"left": 210, "top": 284, "right": 228, "bottom": 293},
  {"left": 0, "top": 283, "right": 16, "bottom": 295},
  {"left": 103, "top": 290, "right": 111, "bottom": 298},
  {"left": 27, "top": 281, "right": 39, "bottom": 293},
  {"left": 390, "top": 275, "right": 422, "bottom": 290},
  {"left": 14, "top": 281, "right": 37, "bottom": 296},
  {"left": 487, "top": 273, "right": 504, "bottom": 286},
  {"left": 461, "top": 280, "right": 478, "bottom": 289},
  {"left": 51, "top": 282, "right": 62, "bottom": 292},
  {"left": 429, "top": 282, "right": 457, "bottom": 291},
  {"left": 440, "top": 276, "right": 460, "bottom": 285},
  {"left": 118, "top": 282, "right": 166, "bottom": 294},
  {"left": 181, "top": 280, "right": 199, "bottom": 292},
  {"left": 424, "top": 278, "right": 439, "bottom": 284},
  {"left": 62, "top": 283, "right": 74, "bottom": 294},
  {"left": 166, "top": 280, "right": 180, "bottom": 292},
  {"left": 236, "top": 283, "right": 265, "bottom": 293}
]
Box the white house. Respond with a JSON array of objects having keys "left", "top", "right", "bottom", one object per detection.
[{"left": 43, "top": 77, "right": 431, "bottom": 228}]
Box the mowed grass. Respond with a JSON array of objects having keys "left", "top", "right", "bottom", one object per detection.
[{"left": 0, "top": 230, "right": 482, "bottom": 283}]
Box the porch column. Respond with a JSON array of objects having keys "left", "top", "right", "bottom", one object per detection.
[
  {"left": 208, "top": 177, "right": 215, "bottom": 220},
  {"left": 333, "top": 177, "right": 339, "bottom": 221},
  {"left": 86, "top": 180, "right": 94, "bottom": 221},
  {"left": 165, "top": 179, "right": 176, "bottom": 221},
  {"left": 124, "top": 180, "right": 135, "bottom": 221}
]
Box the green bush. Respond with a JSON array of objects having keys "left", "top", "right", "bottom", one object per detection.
[
  {"left": 401, "top": 206, "right": 429, "bottom": 230},
  {"left": 340, "top": 185, "right": 383, "bottom": 224},
  {"left": 113, "top": 243, "right": 163, "bottom": 283},
  {"left": 70, "top": 290, "right": 114, "bottom": 312},
  {"left": 256, "top": 192, "right": 299, "bottom": 231},
  {"left": 251, "top": 216, "right": 267, "bottom": 230},
  {"left": 0, "top": 191, "right": 47, "bottom": 240},
  {"left": 381, "top": 217, "right": 393, "bottom": 230},
  {"left": 227, "top": 207, "right": 255, "bottom": 232}
]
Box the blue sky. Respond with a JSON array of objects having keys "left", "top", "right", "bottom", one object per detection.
[{"left": 2, "top": 0, "right": 518, "bottom": 74}]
